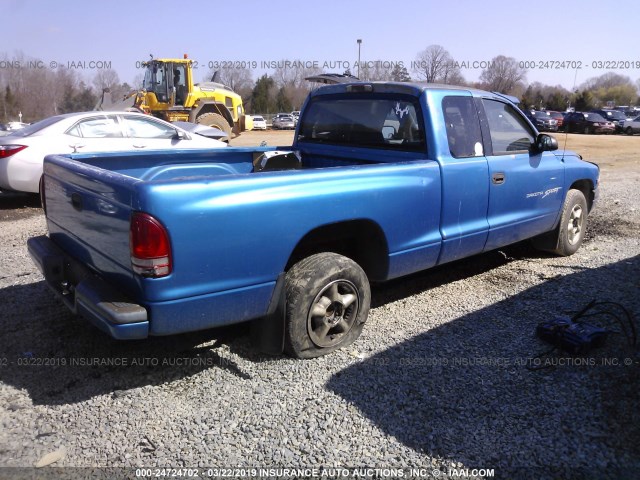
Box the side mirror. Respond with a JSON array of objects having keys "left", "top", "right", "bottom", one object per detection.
[
  {"left": 535, "top": 133, "right": 558, "bottom": 152},
  {"left": 174, "top": 130, "right": 190, "bottom": 140}
]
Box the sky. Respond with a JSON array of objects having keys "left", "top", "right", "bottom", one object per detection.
[{"left": 3, "top": 0, "right": 640, "bottom": 91}]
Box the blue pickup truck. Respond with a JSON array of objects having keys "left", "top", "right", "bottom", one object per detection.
[{"left": 29, "top": 82, "right": 599, "bottom": 358}]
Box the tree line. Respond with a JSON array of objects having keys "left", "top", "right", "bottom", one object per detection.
[{"left": 1, "top": 47, "right": 639, "bottom": 123}]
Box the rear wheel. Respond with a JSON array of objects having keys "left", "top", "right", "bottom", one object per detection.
[
  {"left": 584, "top": 126, "right": 592, "bottom": 134},
  {"left": 627, "top": 127, "right": 634, "bottom": 135},
  {"left": 284, "top": 253, "right": 370, "bottom": 359},
  {"left": 196, "top": 112, "right": 232, "bottom": 140}
]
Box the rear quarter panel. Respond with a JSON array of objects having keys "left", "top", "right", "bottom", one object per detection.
[{"left": 137, "top": 160, "right": 443, "bottom": 304}]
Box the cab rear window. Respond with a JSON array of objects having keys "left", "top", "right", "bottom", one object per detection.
[{"left": 298, "top": 94, "right": 426, "bottom": 152}]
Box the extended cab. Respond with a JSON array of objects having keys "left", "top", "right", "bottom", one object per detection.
[{"left": 29, "top": 82, "right": 599, "bottom": 358}]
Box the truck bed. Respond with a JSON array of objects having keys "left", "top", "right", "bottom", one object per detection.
[
  {"left": 59, "top": 144, "right": 426, "bottom": 181},
  {"left": 42, "top": 145, "right": 442, "bottom": 336}
]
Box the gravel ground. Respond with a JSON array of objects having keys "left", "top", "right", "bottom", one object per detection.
[{"left": 0, "top": 135, "right": 639, "bottom": 479}]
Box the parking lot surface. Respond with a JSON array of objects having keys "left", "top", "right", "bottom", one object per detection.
[{"left": 0, "top": 132, "right": 638, "bottom": 477}]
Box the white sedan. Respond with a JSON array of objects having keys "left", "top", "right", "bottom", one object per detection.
[
  {"left": 252, "top": 115, "right": 267, "bottom": 130},
  {"left": 624, "top": 116, "right": 640, "bottom": 135},
  {"left": 0, "top": 111, "right": 227, "bottom": 194}
]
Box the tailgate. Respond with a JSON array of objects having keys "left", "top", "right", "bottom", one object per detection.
[{"left": 42, "top": 154, "right": 141, "bottom": 297}]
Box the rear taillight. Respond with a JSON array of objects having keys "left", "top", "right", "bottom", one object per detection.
[
  {"left": 130, "top": 212, "right": 172, "bottom": 278},
  {"left": 0, "top": 145, "right": 27, "bottom": 158}
]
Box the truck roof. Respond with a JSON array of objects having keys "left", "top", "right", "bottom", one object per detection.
[{"left": 308, "top": 81, "right": 518, "bottom": 104}]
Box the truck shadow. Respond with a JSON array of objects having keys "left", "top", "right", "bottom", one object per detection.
[
  {"left": 370, "top": 243, "right": 542, "bottom": 309},
  {"left": 326, "top": 255, "right": 640, "bottom": 473},
  {"left": 0, "top": 281, "right": 250, "bottom": 405},
  {"left": 0, "top": 192, "right": 41, "bottom": 221},
  {"left": 0, "top": 242, "right": 537, "bottom": 406},
  {"left": 0, "top": 191, "right": 40, "bottom": 209},
  {"left": 1, "top": 237, "right": 634, "bottom": 420}
]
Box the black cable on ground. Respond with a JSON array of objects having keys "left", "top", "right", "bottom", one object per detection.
[{"left": 528, "top": 299, "right": 637, "bottom": 371}]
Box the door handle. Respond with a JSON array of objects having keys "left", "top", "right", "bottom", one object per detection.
[
  {"left": 133, "top": 144, "right": 147, "bottom": 149},
  {"left": 492, "top": 172, "right": 505, "bottom": 185}
]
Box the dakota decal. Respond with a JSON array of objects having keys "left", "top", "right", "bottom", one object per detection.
[{"left": 526, "top": 187, "right": 562, "bottom": 199}]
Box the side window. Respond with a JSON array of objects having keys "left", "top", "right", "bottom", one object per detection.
[
  {"left": 172, "top": 65, "right": 186, "bottom": 88},
  {"left": 66, "top": 125, "right": 81, "bottom": 137},
  {"left": 442, "top": 96, "right": 483, "bottom": 158},
  {"left": 482, "top": 99, "right": 535, "bottom": 155},
  {"left": 124, "top": 116, "right": 177, "bottom": 139},
  {"left": 69, "top": 116, "right": 123, "bottom": 138},
  {"left": 172, "top": 65, "right": 187, "bottom": 105},
  {"left": 157, "top": 65, "right": 167, "bottom": 88}
]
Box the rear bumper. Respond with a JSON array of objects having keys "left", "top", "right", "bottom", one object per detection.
[{"left": 28, "top": 235, "right": 149, "bottom": 339}]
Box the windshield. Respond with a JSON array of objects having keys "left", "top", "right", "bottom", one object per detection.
[
  {"left": 142, "top": 62, "right": 168, "bottom": 94},
  {"left": 4, "top": 116, "right": 63, "bottom": 137},
  {"left": 298, "top": 94, "right": 425, "bottom": 152},
  {"left": 602, "top": 110, "right": 626, "bottom": 120},
  {"left": 584, "top": 113, "right": 606, "bottom": 122}
]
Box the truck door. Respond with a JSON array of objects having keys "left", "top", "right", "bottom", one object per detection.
[
  {"left": 480, "top": 98, "right": 565, "bottom": 251},
  {"left": 436, "top": 94, "right": 490, "bottom": 264}
]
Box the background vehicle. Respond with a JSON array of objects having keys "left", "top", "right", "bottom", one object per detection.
[
  {"left": 624, "top": 115, "right": 640, "bottom": 134},
  {"left": 99, "top": 55, "right": 250, "bottom": 139},
  {"left": 4, "top": 121, "right": 29, "bottom": 130},
  {"left": 0, "top": 111, "right": 226, "bottom": 193},
  {"left": 273, "top": 114, "right": 296, "bottom": 130},
  {"left": 171, "top": 122, "right": 228, "bottom": 142},
  {"left": 0, "top": 122, "right": 29, "bottom": 136},
  {"left": 272, "top": 113, "right": 291, "bottom": 121},
  {"left": 31, "top": 83, "right": 598, "bottom": 359},
  {"left": 524, "top": 111, "right": 558, "bottom": 132},
  {"left": 591, "top": 109, "right": 626, "bottom": 133},
  {"left": 625, "top": 109, "right": 640, "bottom": 120},
  {"left": 252, "top": 116, "right": 267, "bottom": 130},
  {"left": 563, "top": 112, "right": 615, "bottom": 134},
  {"left": 547, "top": 111, "right": 565, "bottom": 130}
]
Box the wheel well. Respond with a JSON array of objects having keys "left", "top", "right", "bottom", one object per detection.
[
  {"left": 191, "top": 102, "right": 234, "bottom": 127},
  {"left": 570, "top": 179, "right": 595, "bottom": 212},
  {"left": 285, "top": 220, "right": 389, "bottom": 281}
]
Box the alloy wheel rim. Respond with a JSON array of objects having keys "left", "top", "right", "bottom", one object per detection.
[
  {"left": 307, "top": 280, "right": 359, "bottom": 348},
  {"left": 567, "top": 204, "right": 584, "bottom": 245}
]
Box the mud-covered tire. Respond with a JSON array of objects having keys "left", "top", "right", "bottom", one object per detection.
[
  {"left": 553, "top": 189, "right": 589, "bottom": 256},
  {"left": 196, "top": 112, "right": 232, "bottom": 140},
  {"left": 284, "top": 253, "right": 371, "bottom": 359}
]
